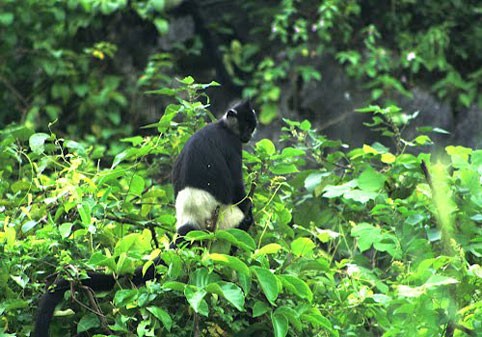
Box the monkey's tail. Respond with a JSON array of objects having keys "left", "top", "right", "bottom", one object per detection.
[{"left": 33, "top": 273, "right": 115, "bottom": 337}]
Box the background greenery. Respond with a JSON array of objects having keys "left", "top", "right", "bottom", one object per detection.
[{"left": 0, "top": 1, "right": 481, "bottom": 336}]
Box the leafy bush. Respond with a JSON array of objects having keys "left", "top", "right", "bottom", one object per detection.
[
  {"left": 1, "top": 1, "right": 480, "bottom": 134},
  {"left": 1, "top": 80, "right": 481, "bottom": 336}
]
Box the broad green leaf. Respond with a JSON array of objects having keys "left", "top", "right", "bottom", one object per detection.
[
  {"left": 215, "top": 229, "right": 256, "bottom": 252},
  {"left": 316, "top": 229, "right": 340, "bottom": 243},
  {"left": 154, "top": 18, "right": 169, "bottom": 34},
  {"left": 206, "top": 282, "right": 245, "bottom": 311},
  {"left": 184, "top": 286, "right": 208, "bottom": 316},
  {"left": 270, "top": 163, "right": 298, "bottom": 175},
  {"left": 351, "top": 223, "right": 382, "bottom": 252},
  {"left": 179, "top": 76, "right": 195, "bottom": 85},
  {"left": 21, "top": 220, "right": 37, "bottom": 233},
  {"left": 161, "top": 251, "right": 183, "bottom": 279},
  {"left": 304, "top": 172, "right": 328, "bottom": 192},
  {"left": 343, "top": 189, "right": 378, "bottom": 203},
  {"left": 77, "top": 202, "right": 92, "bottom": 226},
  {"left": 381, "top": 152, "right": 396, "bottom": 163},
  {"left": 253, "top": 243, "right": 283, "bottom": 258},
  {"left": 256, "top": 139, "right": 276, "bottom": 156},
  {"left": 185, "top": 230, "right": 215, "bottom": 242},
  {"left": 58, "top": 222, "right": 73, "bottom": 238},
  {"left": 279, "top": 275, "right": 313, "bottom": 302},
  {"left": 162, "top": 281, "right": 186, "bottom": 292},
  {"left": 397, "top": 285, "right": 424, "bottom": 297},
  {"left": 373, "top": 234, "right": 401, "bottom": 258},
  {"left": 208, "top": 253, "right": 250, "bottom": 276},
  {"left": 120, "top": 136, "right": 144, "bottom": 146},
  {"left": 29, "top": 133, "right": 50, "bottom": 155},
  {"left": 357, "top": 167, "right": 386, "bottom": 192},
  {"left": 272, "top": 312, "right": 288, "bottom": 337},
  {"left": 280, "top": 147, "right": 305, "bottom": 158},
  {"left": 414, "top": 135, "right": 432, "bottom": 145},
  {"left": 275, "top": 306, "right": 302, "bottom": 331},
  {"left": 147, "top": 306, "right": 172, "bottom": 331},
  {"left": 77, "top": 313, "right": 100, "bottom": 334},
  {"left": 129, "top": 174, "right": 145, "bottom": 197},
  {"left": 252, "top": 266, "right": 279, "bottom": 305},
  {"left": 301, "top": 308, "right": 336, "bottom": 335},
  {"left": 290, "top": 237, "right": 315, "bottom": 257},
  {"left": 114, "top": 230, "right": 151, "bottom": 257},
  {"left": 252, "top": 301, "right": 270, "bottom": 317},
  {"left": 88, "top": 252, "right": 117, "bottom": 271},
  {"left": 323, "top": 180, "right": 357, "bottom": 198},
  {"left": 424, "top": 275, "right": 458, "bottom": 288}
]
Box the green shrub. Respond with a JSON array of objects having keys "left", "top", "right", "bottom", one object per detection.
[{"left": 0, "top": 80, "right": 480, "bottom": 336}]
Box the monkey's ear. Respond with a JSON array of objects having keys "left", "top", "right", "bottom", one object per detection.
[{"left": 227, "top": 109, "right": 238, "bottom": 118}]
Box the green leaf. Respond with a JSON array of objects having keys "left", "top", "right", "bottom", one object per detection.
[
  {"left": 290, "top": 237, "right": 315, "bottom": 257},
  {"left": 323, "top": 180, "right": 357, "bottom": 198},
  {"left": 424, "top": 275, "right": 458, "bottom": 288},
  {"left": 414, "top": 135, "right": 432, "bottom": 145},
  {"left": 272, "top": 312, "right": 288, "bottom": 337},
  {"left": 275, "top": 306, "right": 302, "bottom": 331},
  {"left": 253, "top": 243, "right": 283, "bottom": 258},
  {"left": 179, "top": 76, "right": 195, "bottom": 85},
  {"left": 351, "top": 223, "right": 382, "bottom": 252},
  {"left": 21, "top": 220, "right": 37, "bottom": 233},
  {"left": 270, "top": 163, "right": 298, "bottom": 175},
  {"left": 185, "top": 230, "right": 215, "bottom": 242},
  {"left": 58, "top": 223, "right": 73, "bottom": 238},
  {"left": 0, "top": 13, "right": 14, "bottom": 26},
  {"left": 162, "top": 281, "right": 187, "bottom": 292},
  {"left": 120, "top": 136, "right": 144, "bottom": 146},
  {"left": 184, "top": 286, "right": 208, "bottom": 316},
  {"left": 280, "top": 147, "right": 305, "bottom": 158},
  {"left": 88, "top": 253, "right": 117, "bottom": 271},
  {"left": 206, "top": 281, "right": 245, "bottom": 311},
  {"left": 77, "top": 313, "right": 100, "bottom": 334},
  {"left": 252, "top": 301, "right": 270, "bottom": 317},
  {"left": 279, "top": 275, "right": 313, "bottom": 302},
  {"left": 147, "top": 306, "right": 172, "bottom": 331},
  {"left": 129, "top": 174, "right": 145, "bottom": 197},
  {"left": 208, "top": 253, "right": 251, "bottom": 277},
  {"left": 114, "top": 231, "right": 151, "bottom": 257},
  {"left": 357, "top": 167, "right": 386, "bottom": 192},
  {"left": 252, "top": 266, "right": 279, "bottom": 305},
  {"left": 343, "top": 189, "right": 378, "bottom": 203},
  {"left": 304, "top": 172, "right": 326, "bottom": 192},
  {"left": 77, "top": 202, "right": 92, "bottom": 226},
  {"left": 301, "top": 308, "right": 336, "bottom": 334},
  {"left": 154, "top": 18, "right": 169, "bottom": 34},
  {"left": 256, "top": 139, "right": 276, "bottom": 156},
  {"left": 215, "top": 229, "right": 256, "bottom": 252},
  {"left": 29, "top": 133, "right": 50, "bottom": 155}
]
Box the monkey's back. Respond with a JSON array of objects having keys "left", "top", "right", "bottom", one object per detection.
[{"left": 172, "top": 122, "right": 242, "bottom": 205}]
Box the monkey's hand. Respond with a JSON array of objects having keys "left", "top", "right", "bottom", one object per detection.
[{"left": 238, "top": 203, "right": 254, "bottom": 232}]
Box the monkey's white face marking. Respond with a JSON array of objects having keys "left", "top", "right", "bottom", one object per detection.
[{"left": 176, "top": 187, "right": 244, "bottom": 231}]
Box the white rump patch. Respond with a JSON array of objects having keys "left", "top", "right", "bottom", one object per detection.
[{"left": 176, "top": 187, "right": 245, "bottom": 231}]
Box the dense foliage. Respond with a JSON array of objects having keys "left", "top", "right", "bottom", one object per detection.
[
  {"left": 1, "top": 0, "right": 480, "bottom": 132},
  {"left": 1, "top": 81, "right": 481, "bottom": 336}
]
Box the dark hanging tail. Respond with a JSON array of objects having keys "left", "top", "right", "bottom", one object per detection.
[{"left": 33, "top": 263, "right": 160, "bottom": 337}]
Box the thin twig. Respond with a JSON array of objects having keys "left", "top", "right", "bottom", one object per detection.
[{"left": 81, "top": 285, "right": 112, "bottom": 335}]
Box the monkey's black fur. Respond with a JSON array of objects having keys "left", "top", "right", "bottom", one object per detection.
[{"left": 33, "top": 100, "right": 257, "bottom": 337}]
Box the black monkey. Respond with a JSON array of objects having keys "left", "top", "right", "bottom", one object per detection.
[{"left": 33, "top": 100, "right": 257, "bottom": 337}]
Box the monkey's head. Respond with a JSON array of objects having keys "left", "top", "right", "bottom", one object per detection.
[{"left": 223, "top": 100, "right": 257, "bottom": 143}]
